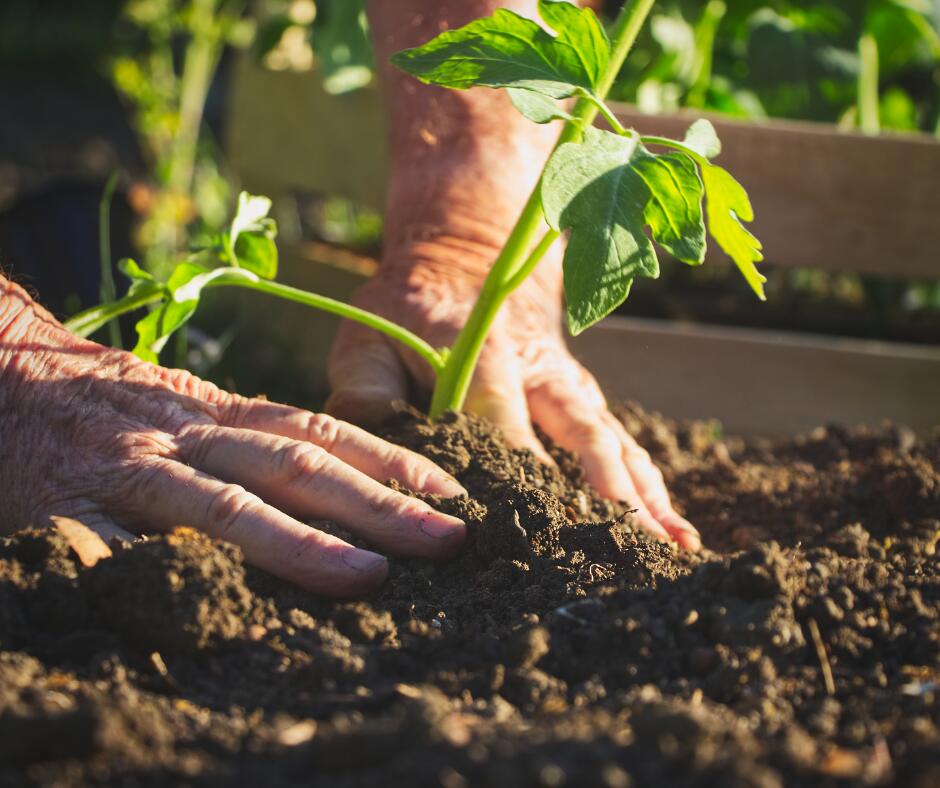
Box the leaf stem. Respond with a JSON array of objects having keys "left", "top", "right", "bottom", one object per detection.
[
  {"left": 429, "top": 0, "right": 657, "bottom": 418},
  {"left": 590, "top": 94, "right": 629, "bottom": 135},
  {"left": 858, "top": 32, "right": 880, "bottom": 136},
  {"left": 65, "top": 289, "right": 165, "bottom": 338},
  {"left": 235, "top": 279, "right": 446, "bottom": 373},
  {"left": 65, "top": 275, "right": 447, "bottom": 374},
  {"left": 640, "top": 135, "right": 708, "bottom": 165}
]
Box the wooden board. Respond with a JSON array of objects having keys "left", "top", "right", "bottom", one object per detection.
[
  {"left": 570, "top": 316, "right": 940, "bottom": 436},
  {"left": 612, "top": 106, "right": 940, "bottom": 280},
  {"left": 227, "top": 58, "right": 940, "bottom": 281},
  {"left": 225, "top": 57, "right": 388, "bottom": 210}
]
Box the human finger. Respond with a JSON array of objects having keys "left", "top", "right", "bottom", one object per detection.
[
  {"left": 119, "top": 458, "right": 389, "bottom": 596},
  {"left": 181, "top": 426, "right": 466, "bottom": 559},
  {"left": 225, "top": 401, "right": 465, "bottom": 498}
]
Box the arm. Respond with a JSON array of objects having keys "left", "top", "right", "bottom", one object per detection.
[
  {"left": 328, "top": 0, "right": 700, "bottom": 550},
  {"left": 0, "top": 274, "right": 466, "bottom": 595}
]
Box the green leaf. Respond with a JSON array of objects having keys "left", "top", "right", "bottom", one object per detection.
[
  {"left": 638, "top": 152, "right": 706, "bottom": 265},
  {"left": 118, "top": 258, "right": 163, "bottom": 298},
  {"left": 542, "top": 128, "right": 708, "bottom": 334},
  {"left": 507, "top": 88, "right": 574, "bottom": 123},
  {"left": 130, "top": 262, "right": 207, "bottom": 363},
  {"left": 233, "top": 231, "right": 277, "bottom": 279},
  {"left": 390, "top": 0, "right": 609, "bottom": 101},
  {"left": 132, "top": 300, "right": 197, "bottom": 364},
  {"left": 226, "top": 192, "right": 279, "bottom": 278},
  {"left": 682, "top": 118, "right": 721, "bottom": 159},
  {"left": 311, "top": 0, "right": 374, "bottom": 95},
  {"left": 700, "top": 164, "right": 766, "bottom": 299},
  {"left": 535, "top": 0, "right": 610, "bottom": 88}
]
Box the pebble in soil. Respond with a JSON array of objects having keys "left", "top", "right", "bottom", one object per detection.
[{"left": 0, "top": 403, "right": 937, "bottom": 787}]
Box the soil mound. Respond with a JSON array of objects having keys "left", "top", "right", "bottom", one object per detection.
[{"left": 0, "top": 404, "right": 937, "bottom": 787}]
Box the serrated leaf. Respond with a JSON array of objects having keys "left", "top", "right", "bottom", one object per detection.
[
  {"left": 636, "top": 152, "right": 706, "bottom": 265},
  {"left": 535, "top": 0, "right": 610, "bottom": 87},
  {"left": 683, "top": 118, "right": 721, "bottom": 159},
  {"left": 701, "top": 163, "right": 766, "bottom": 299},
  {"left": 390, "top": 1, "right": 608, "bottom": 101},
  {"left": 507, "top": 88, "right": 574, "bottom": 123},
  {"left": 542, "top": 128, "right": 707, "bottom": 334}
]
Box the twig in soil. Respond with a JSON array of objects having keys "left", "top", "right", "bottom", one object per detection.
[
  {"left": 806, "top": 618, "right": 836, "bottom": 696},
  {"left": 614, "top": 509, "right": 640, "bottom": 525},
  {"left": 149, "top": 651, "right": 180, "bottom": 691},
  {"left": 512, "top": 510, "right": 537, "bottom": 562}
]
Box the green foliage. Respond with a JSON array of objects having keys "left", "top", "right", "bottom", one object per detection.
[
  {"left": 311, "top": 0, "right": 373, "bottom": 94},
  {"left": 69, "top": 1, "right": 765, "bottom": 422},
  {"left": 542, "top": 128, "right": 704, "bottom": 333},
  {"left": 68, "top": 192, "right": 279, "bottom": 363},
  {"left": 223, "top": 192, "right": 278, "bottom": 277},
  {"left": 541, "top": 118, "right": 762, "bottom": 335},
  {"left": 391, "top": 0, "right": 610, "bottom": 122}
]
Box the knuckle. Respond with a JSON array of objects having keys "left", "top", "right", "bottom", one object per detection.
[
  {"left": 303, "top": 413, "right": 341, "bottom": 453},
  {"left": 274, "top": 440, "right": 330, "bottom": 484},
  {"left": 176, "top": 423, "right": 215, "bottom": 467},
  {"left": 563, "top": 417, "right": 608, "bottom": 449},
  {"left": 205, "top": 484, "right": 260, "bottom": 539}
]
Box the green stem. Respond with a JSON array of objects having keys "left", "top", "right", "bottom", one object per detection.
[
  {"left": 428, "top": 0, "right": 656, "bottom": 418},
  {"left": 236, "top": 279, "right": 446, "bottom": 372},
  {"left": 590, "top": 93, "right": 629, "bottom": 135},
  {"left": 686, "top": 0, "right": 725, "bottom": 109},
  {"left": 65, "top": 289, "right": 165, "bottom": 338},
  {"left": 65, "top": 276, "right": 446, "bottom": 374},
  {"left": 640, "top": 135, "right": 708, "bottom": 165},
  {"left": 168, "top": 0, "right": 223, "bottom": 195},
  {"left": 98, "top": 172, "right": 123, "bottom": 348},
  {"left": 858, "top": 32, "right": 880, "bottom": 136}
]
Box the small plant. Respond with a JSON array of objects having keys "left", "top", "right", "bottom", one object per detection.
[{"left": 67, "top": 0, "right": 763, "bottom": 417}]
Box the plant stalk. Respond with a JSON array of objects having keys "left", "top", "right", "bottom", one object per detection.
[
  {"left": 428, "top": 0, "right": 656, "bottom": 419},
  {"left": 65, "top": 276, "right": 446, "bottom": 373},
  {"left": 858, "top": 32, "right": 880, "bottom": 136}
]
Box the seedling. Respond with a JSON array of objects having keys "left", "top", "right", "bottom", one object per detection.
[{"left": 67, "top": 0, "right": 763, "bottom": 418}]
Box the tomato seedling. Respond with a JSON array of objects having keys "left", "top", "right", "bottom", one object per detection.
[{"left": 67, "top": 0, "right": 763, "bottom": 419}]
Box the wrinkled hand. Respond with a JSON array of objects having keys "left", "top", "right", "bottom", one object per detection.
[
  {"left": 0, "top": 283, "right": 466, "bottom": 596},
  {"left": 327, "top": 244, "right": 701, "bottom": 551}
]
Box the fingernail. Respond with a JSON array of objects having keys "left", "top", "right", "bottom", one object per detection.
[
  {"left": 430, "top": 474, "right": 467, "bottom": 498},
  {"left": 419, "top": 512, "right": 466, "bottom": 540},
  {"left": 682, "top": 532, "right": 702, "bottom": 552},
  {"left": 341, "top": 547, "right": 388, "bottom": 573}
]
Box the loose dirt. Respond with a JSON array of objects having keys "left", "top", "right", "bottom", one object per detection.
[{"left": 1, "top": 404, "right": 937, "bottom": 787}]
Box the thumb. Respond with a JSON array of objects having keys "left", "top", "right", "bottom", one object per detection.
[
  {"left": 326, "top": 322, "right": 409, "bottom": 428},
  {"left": 465, "top": 351, "right": 554, "bottom": 466}
]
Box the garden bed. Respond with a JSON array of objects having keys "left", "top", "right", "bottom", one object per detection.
[{"left": 1, "top": 403, "right": 938, "bottom": 787}]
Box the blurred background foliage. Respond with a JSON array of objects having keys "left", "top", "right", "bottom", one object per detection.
[{"left": 0, "top": 0, "right": 937, "bottom": 391}]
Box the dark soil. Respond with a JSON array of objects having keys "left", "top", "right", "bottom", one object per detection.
[{"left": 1, "top": 404, "right": 938, "bottom": 787}]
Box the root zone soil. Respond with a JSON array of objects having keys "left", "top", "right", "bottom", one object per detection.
[{"left": 1, "top": 404, "right": 938, "bottom": 787}]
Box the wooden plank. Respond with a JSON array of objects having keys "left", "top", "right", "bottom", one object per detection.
[
  {"left": 227, "top": 60, "right": 940, "bottom": 280},
  {"left": 243, "top": 253, "right": 939, "bottom": 437},
  {"left": 225, "top": 56, "right": 388, "bottom": 210},
  {"left": 613, "top": 105, "right": 940, "bottom": 280},
  {"left": 570, "top": 316, "right": 940, "bottom": 436}
]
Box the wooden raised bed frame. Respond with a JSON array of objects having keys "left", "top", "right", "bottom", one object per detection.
[{"left": 226, "top": 56, "right": 940, "bottom": 436}]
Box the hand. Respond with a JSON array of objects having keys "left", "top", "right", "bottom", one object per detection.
[
  {"left": 0, "top": 280, "right": 466, "bottom": 596},
  {"left": 327, "top": 243, "right": 701, "bottom": 551}
]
